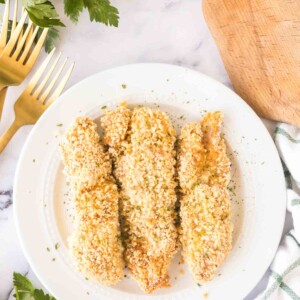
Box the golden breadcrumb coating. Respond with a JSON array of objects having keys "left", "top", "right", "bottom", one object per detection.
[
  {"left": 201, "top": 112, "right": 231, "bottom": 188},
  {"left": 102, "top": 106, "right": 178, "bottom": 293},
  {"left": 102, "top": 104, "right": 132, "bottom": 149},
  {"left": 60, "top": 117, "right": 124, "bottom": 285},
  {"left": 178, "top": 111, "right": 232, "bottom": 282}
]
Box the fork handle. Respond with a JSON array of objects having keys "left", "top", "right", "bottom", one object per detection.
[
  {"left": 0, "top": 87, "right": 8, "bottom": 121},
  {"left": 0, "top": 119, "right": 21, "bottom": 154}
]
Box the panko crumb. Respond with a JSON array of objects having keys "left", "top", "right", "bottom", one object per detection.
[
  {"left": 60, "top": 117, "right": 124, "bottom": 285},
  {"left": 59, "top": 109, "right": 233, "bottom": 290},
  {"left": 102, "top": 106, "right": 178, "bottom": 293},
  {"left": 101, "top": 105, "right": 132, "bottom": 149},
  {"left": 178, "top": 112, "right": 233, "bottom": 283},
  {"left": 60, "top": 117, "right": 111, "bottom": 192}
]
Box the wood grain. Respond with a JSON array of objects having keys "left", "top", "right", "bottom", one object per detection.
[{"left": 203, "top": 0, "right": 300, "bottom": 126}]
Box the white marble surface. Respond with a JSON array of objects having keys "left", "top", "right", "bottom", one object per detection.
[{"left": 0, "top": 1, "right": 292, "bottom": 299}]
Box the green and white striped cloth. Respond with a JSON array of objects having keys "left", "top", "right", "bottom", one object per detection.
[{"left": 257, "top": 123, "right": 300, "bottom": 300}]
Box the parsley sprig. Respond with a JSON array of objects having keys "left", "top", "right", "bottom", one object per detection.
[
  {"left": 21, "top": 0, "right": 65, "bottom": 28},
  {"left": 20, "top": 0, "right": 119, "bottom": 28},
  {"left": 13, "top": 272, "right": 56, "bottom": 300},
  {"left": 64, "top": 0, "right": 119, "bottom": 26},
  {"left": 0, "top": 0, "right": 119, "bottom": 51}
]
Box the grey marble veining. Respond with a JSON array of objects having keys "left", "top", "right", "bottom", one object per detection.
[{"left": 0, "top": 190, "right": 13, "bottom": 211}]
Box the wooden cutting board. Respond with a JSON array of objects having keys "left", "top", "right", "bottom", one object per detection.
[{"left": 202, "top": 0, "right": 300, "bottom": 126}]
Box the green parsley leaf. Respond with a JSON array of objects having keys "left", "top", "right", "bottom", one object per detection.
[
  {"left": 15, "top": 292, "right": 32, "bottom": 300},
  {"left": 33, "top": 289, "right": 56, "bottom": 300},
  {"left": 44, "top": 27, "right": 59, "bottom": 53},
  {"left": 13, "top": 273, "right": 34, "bottom": 294},
  {"left": 1, "top": 0, "right": 120, "bottom": 46},
  {"left": 64, "top": 0, "right": 84, "bottom": 23},
  {"left": 83, "top": 0, "right": 119, "bottom": 27},
  {"left": 21, "top": 0, "right": 65, "bottom": 28},
  {"left": 13, "top": 273, "right": 56, "bottom": 300}
]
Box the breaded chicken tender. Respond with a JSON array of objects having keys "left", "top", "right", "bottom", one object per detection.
[
  {"left": 102, "top": 106, "right": 178, "bottom": 293},
  {"left": 178, "top": 112, "right": 232, "bottom": 282},
  {"left": 60, "top": 117, "right": 124, "bottom": 285}
]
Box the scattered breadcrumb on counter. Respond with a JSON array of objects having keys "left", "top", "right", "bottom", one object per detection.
[
  {"left": 102, "top": 106, "right": 178, "bottom": 293},
  {"left": 178, "top": 111, "right": 233, "bottom": 282},
  {"left": 59, "top": 117, "right": 124, "bottom": 285}
]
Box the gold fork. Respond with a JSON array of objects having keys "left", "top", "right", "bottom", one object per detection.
[
  {"left": 0, "top": 0, "right": 48, "bottom": 120},
  {"left": 0, "top": 48, "right": 74, "bottom": 154}
]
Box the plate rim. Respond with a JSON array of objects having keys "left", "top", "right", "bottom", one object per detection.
[{"left": 13, "top": 62, "right": 286, "bottom": 300}]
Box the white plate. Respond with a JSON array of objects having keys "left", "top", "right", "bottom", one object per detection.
[{"left": 14, "top": 63, "right": 286, "bottom": 300}]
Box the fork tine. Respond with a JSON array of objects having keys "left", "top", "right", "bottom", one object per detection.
[
  {"left": 18, "top": 25, "right": 39, "bottom": 63},
  {"left": 17, "top": 8, "right": 27, "bottom": 46},
  {"left": 43, "top": 62, "right": 74, "bottom": 105},
  {"left": 33, "top": 52, "right": 62, "bottom": 98},
  {"left": 0, "top": 0, "right": 10, "bottom": 49},
  {"left": 17, "top": 28, "right": 23, "bottom": 47},
  {"left": 11, "top": 0, "right": 18, "bottom": 33},
  {"left": 24, "top": 25, "right": 34, "bottom": 48},
  {"left": 39, "top": 58, "right": 68, "bottom": 102},
  {"left": 12, "top": 20, "right": 33, "bottom": 59},
  {"left": 27, "top": 47, "right": 56, "bottom": 93},
  {"left": 3, "top": 10, "right": 28, "bottom": 55},
  {"left": 25, "top": 27, "right": 48, "bottom": 66}
]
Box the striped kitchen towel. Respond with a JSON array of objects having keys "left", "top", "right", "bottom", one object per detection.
[{"left": 257, "top": 123, "right": 300, "bottom": 300}]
